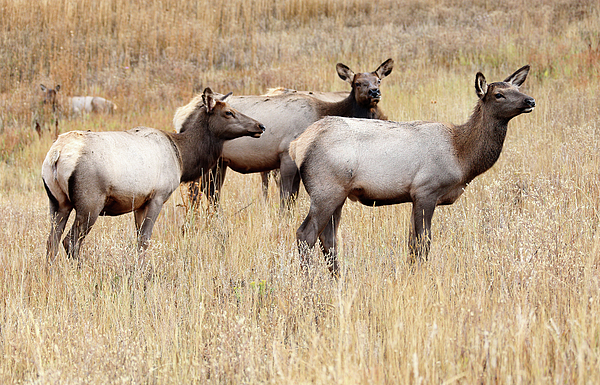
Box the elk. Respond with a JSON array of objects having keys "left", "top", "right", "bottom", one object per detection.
[
  {"left": 264, "top": 87, "right": 348, "bottom": 103},
  {"left": 42, "top": 88, "right": 265, "bottom": 263},
  {"left": 259, "top": 88, "right": 348, "bottom": 196},
  {"left": 176, "top": 59, "right": 394, "bottom": 208},
  {"left": 40, "top": 84, "right": 117, "bottom": 116},
  {"left": 290, "top": 65, "right": 536, "bottom": 277}
]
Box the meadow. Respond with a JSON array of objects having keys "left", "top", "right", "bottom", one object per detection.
[{"left": 1, "top": 0, "right": 599, "bottom": 383}]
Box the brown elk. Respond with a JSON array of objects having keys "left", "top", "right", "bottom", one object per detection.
[
  {"left": 176, "top": 59, "right": 394, "bottom": 208},
  {"left": 42, "top": 88, "right": 265, "bottom": 263},
  {"left": 290, "top": 65, "right": 536, "bottom": 277},
  {"left": 40, "top": 84, "right": 117, "bottom": 116}
]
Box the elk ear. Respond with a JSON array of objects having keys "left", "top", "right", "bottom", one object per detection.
[
  {"left": 375, "top": 58, "right": 394, "bottom": 79},
  {"left": 504, "top": 65, "right": 530, "bottom": 87},
  {"left": 55, "top": 85, "right": 61, "bottom": 92},
  {"left": 40, "top": 84, "right": 47, "bottom": 92},
  {"left": 336, "top": 63, "right": 355, "bottom": 84},
  {"left": 475, "top": 72, "right": 487, "bottom": 100},
  {"left": 202, "top": 87, "right": 217, "bottom": 112},
  {"left": 220, "top": 91, "right": 233, "bottom": 103}
]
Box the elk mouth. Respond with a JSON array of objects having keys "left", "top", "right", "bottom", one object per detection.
[
  {"left": 249, "top": 124, "right": 266, "bottom": 138},
  {"left": 521, "top": 106, "right": 535, "bottom": 113},
  {"left": 366, "top": 97, "right": 381, "bottom": 107}
]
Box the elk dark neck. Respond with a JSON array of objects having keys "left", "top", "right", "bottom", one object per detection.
[
  {"left": 318, "top": 94, "right": 386, "bottom": 120},
  {"left": 168, "top": 125, "right": 224, "bottom": 183},
  {"left": 452, "top": 103, "right": 510, "bottom": 183}
]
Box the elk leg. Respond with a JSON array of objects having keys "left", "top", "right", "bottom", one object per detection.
[
  {"left": 200, "top": 158, "right": 227, "bottom": 205},
  {"left": 47, "top": 204, "right": 73, "bottom": 264},
  {"left": 278, "top": 154, "right": 301, "bottom": 209},
  {"left": 63, "top": 209, "right": 101, "bottom": 261},
  {"left": 188, "top": 179, "right": 201, "bottom": 208},
  {"left": 318, "top": 203, "right": 344, "bottom": 278},
  {"left": 134, "top": 199, "right": 165, "bottom": 252},
  {"left": 297, "top": 195, "right": 345, "bottom": 273},
  {"left": 408, "top": 199, "right": 437, "bottom": 262},
  {"left": 261, "top": 169, "right": 282, "bottom": 200},
  {"left": 260, "top": 171, "right": 270, "bottom": 199}
]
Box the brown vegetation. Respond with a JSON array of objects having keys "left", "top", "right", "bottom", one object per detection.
[{"left": 1, "top": 0, "right": 599, "bottom": 383}]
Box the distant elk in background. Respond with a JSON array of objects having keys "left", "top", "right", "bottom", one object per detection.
[
  {"left": 36, "top": 84, "right": 117, "bottom": 138},
  {"left": 40, "top": 84, "right": 117, "bottom": 115}
]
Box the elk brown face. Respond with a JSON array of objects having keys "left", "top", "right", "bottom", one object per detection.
[
  {"left": 40, "top": 84, "right": 60, "bottom": 112},
  {"left": 336, "top": 58, "right": 393, "bottom": 108}
]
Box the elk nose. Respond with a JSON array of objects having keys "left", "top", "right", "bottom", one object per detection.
[
  {"left": 526, "top": 98, "right": 536, "bottom": 108},
  {"left": 368, "top": 88, "right": 381, "bottom": 99},
  {"left": 259, "top": 124, "right": 266, "bottom": 132}
]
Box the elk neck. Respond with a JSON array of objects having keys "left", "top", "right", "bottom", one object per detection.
[
  {"left": 168, "top": 112, "right": 224, "bottom": 183},
  {"left": 451, "top": 102, "right": 510, "bottom": 184},
  {"left": 317, "top": 93, "right": 385, "bottom": 120}
]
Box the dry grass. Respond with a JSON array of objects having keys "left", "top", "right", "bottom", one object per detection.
[{"left": 1, "top": 0, "right": 600, "bottom": 383}]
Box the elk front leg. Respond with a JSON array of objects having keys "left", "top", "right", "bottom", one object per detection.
[
  {"left": 200, "top": 158, "right": 228, "bottom": 206},
  {"left": 408, "top": 199, "right": 437, "bottom": 262}
]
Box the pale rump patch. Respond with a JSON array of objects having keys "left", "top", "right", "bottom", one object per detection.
[{"left": 41, "top": 131, "right": 87, "bottom": 201}]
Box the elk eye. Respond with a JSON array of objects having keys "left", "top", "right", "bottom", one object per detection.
[
  {"left": 225, "top": 111, "right": 234, "bottom": 117},
  {"left": 495, "top": 93, "right": 505, "bottom": 99}
]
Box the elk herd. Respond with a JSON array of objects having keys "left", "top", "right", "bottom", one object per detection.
[{"left": 41, "top": 61, "right": 536, "bottom": 277}]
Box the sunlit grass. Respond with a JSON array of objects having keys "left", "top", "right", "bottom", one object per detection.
[{"left": 1, "top": 0, "right": 599, "bottom": 383}]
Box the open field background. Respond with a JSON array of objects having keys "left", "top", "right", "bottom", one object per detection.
[{"left": 1, "top": 0, "right": 600, "bottom": 383}]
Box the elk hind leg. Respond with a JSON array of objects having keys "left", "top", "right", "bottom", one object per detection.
[
  {"left": 63, "top": 207, "right": 101, "bottom": 262},
  {"left": 318, "top": 203, "right": 344, "bottom": 278},
  {"left": 278, "top": 155, "right": 301, "bottom": 209},
  {"left": 134, "top": 199, "right": 165, "bottom": 253},
  {"left": 297, "top": 195, "right": 345, "bottom": 273},
  {"left": 44, "top": 180, "right": 73, "bottom": 264},
  {"left": 47, "top": 205, "right": 73, "bottom": 264}
]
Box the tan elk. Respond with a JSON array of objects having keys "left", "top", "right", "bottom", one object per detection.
[
  {"left": 176, "top": 59, "right": 394, "bottom": 208},
  {"left": 264, "top": 87, "right": 348, "bottom": 103},
  {"left": 40, "top": 84, "right": 117, "bottom": 116},
  {"left": 42, "top": 88, "right": 265, "bottom": 263},
  {"left": 290, "top": 65, "right": 536, "bottom": 277},
  {"left": 259, "top": 87, "right": 348, "bottom": 195}
]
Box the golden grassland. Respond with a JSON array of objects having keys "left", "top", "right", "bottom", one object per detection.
[{"left": 1, "top": 0, "right": 600, "bottom": 383}]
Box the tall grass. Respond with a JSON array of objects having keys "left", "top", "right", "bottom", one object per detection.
[{"left": 1, "top": 0, "right": 599, "bottom": 383}]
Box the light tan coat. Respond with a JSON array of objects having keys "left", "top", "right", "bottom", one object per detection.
[
  {"left": 290, "top": 65, "right": 536, "bottom": 277},
  {"left": 176, "top": 59, "right": 394, "bottom": 207},
  {"left": 43, "top": 88, "right": 265, "bottom": 263}
]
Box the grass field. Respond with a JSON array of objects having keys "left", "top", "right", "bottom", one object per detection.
[{"left": 1, "top": 0, "right": 600, "bottom": 383}]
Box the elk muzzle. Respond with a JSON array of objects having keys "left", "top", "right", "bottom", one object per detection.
[
  {"left": 368, "top": 88, "right": 381, "bottom": 101},
  {"left": 522, "top": 97, "right": 536, "bottom": 113},
  {"left": 251, "top": 123, "right": 266, "bottom": 138}
]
